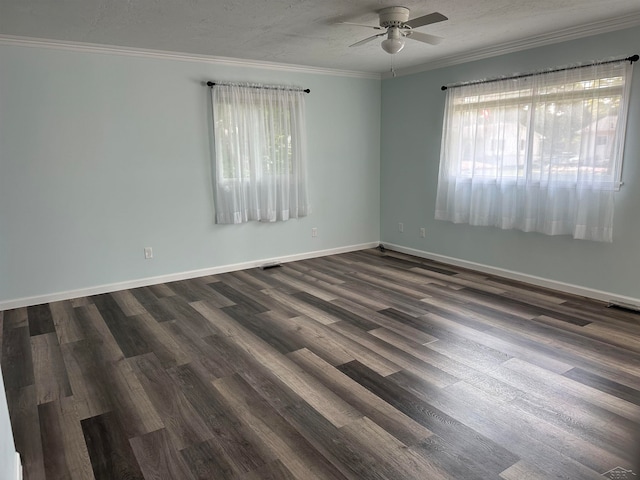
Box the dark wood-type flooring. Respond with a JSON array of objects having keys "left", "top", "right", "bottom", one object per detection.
[{"left": 2, "top": 248, "right": 640, "bottom": 479}]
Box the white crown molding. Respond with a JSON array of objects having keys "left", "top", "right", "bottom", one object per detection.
[
  {"left": 0, "top": 242, "right": 379, "bottom": 310},
  {"left": 385, "top": 12, "right": 640, "bottom": 79},
  {"left": 0, "top": 34, "right": 381, "bottom": 80},
  {"left": 384, "top": 243, "right": 640, "bottom": 309}
]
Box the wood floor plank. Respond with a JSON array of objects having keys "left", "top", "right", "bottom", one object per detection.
[
  {"left": 2, "top": 325, "right": 34, "bottom": 390},
  {"left": 128, "top": 286, "right": 160, "bottom": 306},
  {"left": 165, "top": 279, "right": 222, "bottom": 304},
  {"left": 210, "top": 282, "right": 269, "bottom": 314},
  {"left": 270, "top": 271, "right": 340, "bottom": 302},
  {"left": 421, "top": 311, "right": 575, "bottom": 374},
  {"left": 127, "top": 312, "right": 191, "bottom": 368},
  {"left": 3, "top": 307, "right": 28, "bottom": 329},
  {"left": 38, "top": 401, "right": 73, "bottom": 479},
  {"left": 222, "top": 305, "right": 307, "bottom": 355},
  {"left": 228, "top": 269, "right": 279, "bottom": 291},
  {"left": 263, "top": 311, "right": 356, "bottom": 366},
  {"left": 500, "top": 459, "right": 560, "bottom": 479},
  {"left": 338, "top": 416, "right": 454, "bottom": 480},
  {"left": 239, "top": 459, "right": 297, "bottom": 480},
  {"left": 432, "top": 380, "right": 615, "bottom": 479},
  {"left": 191, "top": 300, "right": 365, "bottom": 427},
  {"left": 167, "top": 362, "right": 268, "bottom": 475},
  {"left": 563, "top": 366, "right": 640, "bottom": 406},
  {"left": 482, "top": 319, "right": 640, "bottom": 379},
  {"left": 218, "top": 274, "right": 300, "bottom": 318},
  {"left": 100, "top": 358, "right": 165, "bottom": 439},
  {"left": 146, "top": 282, "right": 176, "bottom": 299},
  {"left": 261, "top": 288, "right": 341, "bottom": 325},
  {"left": 72, "top": 304, "right": 125, "bottom": 362},
  {"left": 337, "top": 360, "right": 520, "bottom": 479},
  {"left": 128, "top": 353, "right": 212, "bottom": 450},
  {"left": 110, "top": 290, "right": 147, "bottom": 317},
  {"left": 59, "top": 340, "right": 113, "bottom": 420},
  {"left": 91, "top": 294, "right": 152, "bottom": 359},
  {"left": 349, "top": 270, "right": 439, "bottom": 299},
  {"left": 279, "top": 400, "right": 391, "bottom": 480},
  {"left": 81, "top": 411, "right": 145, "bottom": 480},
  {"left": 129, "top": 428, "right": 195, "bottom": 480},
  {"left": 180, "top": 438, "right": 237, "bottom": 480},
  {"left": 49, "top": 301, "right": 84, "bottom": 345},
  {"left": 330, "top": 298, "right": 438, "bottom": 345},
  {"left": 61, "top": 332, "right": 164, "bottom": 436},
  {"left": 473, "top": 360, "right": 640, "bottom": 452},
  {"left": 447, "top": 380, "right": 630, "bottom": 475},
  {"left": 55, "top": 396, "right": 96, "bottom": 480},
  {"left": 292, "top": 292, "right": 380, "bottom": 331},
  {"left": 288, "top": 348, "right": 434, "bottom": 447},
  {"left": 213, "top": 372, "right": 349, "bottom": 480},
  {"left": 282, "top": 313, "right": 401, "bottom": 377},
  {"left": 365, "top": 326, "right": 487, "bottom": 381},
  {"left": 328, "top": 321, "right": 457, "bottom": 387},
  {"left": 30, "top": 332, "right": 72, "bottom": 405},
  {"left": 8, "top": 386, "right": 46, "bottom": 480},
  {"left": 27, "top": 304, "right": 56, "bottom": 337},
  {"left": 505, "top": 358, "right": 640, "bottom": 422},
  {"left": 570, "top": 320, "right": 640, "bottom": 355},
  {"left": 410, "top": 435, "right": 494, "bottom": 480}
]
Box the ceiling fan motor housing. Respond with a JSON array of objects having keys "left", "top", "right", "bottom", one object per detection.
[{"left": 379, "top": 6, "right": 411, "bottom": 28}]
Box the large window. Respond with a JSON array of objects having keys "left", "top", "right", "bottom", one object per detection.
[
  {"left": 435, "top": 59, "right": 634, "bottom": 242},
  {"left": 211, "top": 83, "right": 310, "bottom": 224}
]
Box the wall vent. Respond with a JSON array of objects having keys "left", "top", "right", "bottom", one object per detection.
[{"left": 607, "top": 301, "right": 640, "bottom": 313}]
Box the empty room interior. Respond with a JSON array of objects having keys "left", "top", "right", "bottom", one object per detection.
[{"left": 1, "top": 0, "right": 640, "bottom": 479}]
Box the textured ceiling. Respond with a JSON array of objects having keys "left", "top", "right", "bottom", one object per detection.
[{"left": 1, "top": 0, "right": 640, "bottom": 74}]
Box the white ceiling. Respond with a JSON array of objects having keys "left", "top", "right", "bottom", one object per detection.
[{"left": 2, "top": 0, "right": 640, "bottom": 75}]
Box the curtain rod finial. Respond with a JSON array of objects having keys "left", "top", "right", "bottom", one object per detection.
[
  {"left": 629, "top": 54, "right": 639, "bottom": 63},
  {"left": 441, "top": 85, "right": 447, "bottom": 91}
]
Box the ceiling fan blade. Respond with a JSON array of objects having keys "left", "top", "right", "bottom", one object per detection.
[
  {"left": 405, "top": 30, "right": 444, "bottom": 45},
  {"left": 349, "top": 32, "right": 386, "bottom": 47},
  {"left": 338, "top": 21, "right": 384, "bottom": 30},
  {"left": 405, "top": 12, "right": 448, "bottom": 29}
]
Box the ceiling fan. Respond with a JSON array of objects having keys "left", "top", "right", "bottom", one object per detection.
[{"left": 342, "top": 6, "right": 448, "bottom": 54}]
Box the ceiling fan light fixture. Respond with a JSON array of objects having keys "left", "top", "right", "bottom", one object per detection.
[
  {"left": 381, "top": 26, "right": 405, "bottom": 54},
  {"left": 381, "top": 37, "right": 405, "bottom": 54}
]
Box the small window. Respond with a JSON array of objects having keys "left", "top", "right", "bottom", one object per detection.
[{"left": 210, "top": 84, "right": 310, "bottom": 224}]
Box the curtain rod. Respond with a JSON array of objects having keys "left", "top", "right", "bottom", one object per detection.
[
  {"left": 207, "top": 81, "right": 310, "bottom": 94},
  {"left": 441, "top": 54, "right": 639, "bottom": 91}
]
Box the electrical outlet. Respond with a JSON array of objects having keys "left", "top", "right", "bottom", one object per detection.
[
  {"left": 398, "top": 222, "right": 404, "bottom": 233},
  {"left": 144, "top": 247, "right": 153, "bottom": 259},
  {"left": 311, "top": 227, "right": 318, "bottom": 238},
  {"left": 420, "top": 227, "right": 426, "bottom": 238}
]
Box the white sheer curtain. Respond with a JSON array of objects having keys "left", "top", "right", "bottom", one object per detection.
[
  {"left": 435, "top": 60, "right": 633, "bottom": 242},
  {"left": 211, "top": 83, "right": 310, "bottom": 224}
]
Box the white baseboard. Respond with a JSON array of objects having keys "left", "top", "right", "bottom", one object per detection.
[
  {"left": 384, "top": 243, "right": 640, "bottom": 309},
  {"left": 0, "top": 242, "right": 379, "bottom": 310},
  {"left": 15, "top": 452, "right": 22, "bottom": 480},
  {"left": 4, "top": 240, "right": 638, "bottom": 312}
]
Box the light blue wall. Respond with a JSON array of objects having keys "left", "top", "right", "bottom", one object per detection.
[
  {"left": 0, "top": 45, "right": 381, "bottom": 304},
  {"left": 381, "top": 26, "right": 640, "bottom": 301},
  {"left": 3, "top": 26, "right": 639, "bottom": 306}
]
